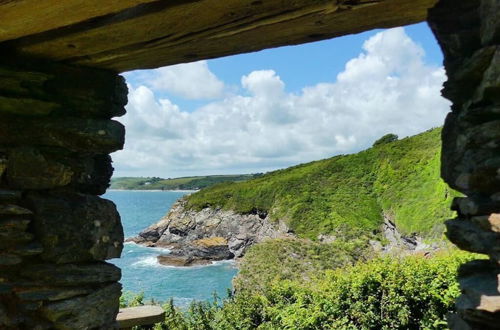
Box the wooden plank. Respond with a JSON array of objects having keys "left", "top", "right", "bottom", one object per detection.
[
  {"left": 75, "top": 0, "right": 438, "bottom": 71},
  {"left": 116, "top": 305, "right": 165, "bottom": 328},
  {"left": 7, "top": 0, "right": 338, "bottom": 60},
  {"left": 0, "top": 0, "right": 159, "bottom": 42},
  {"left": 1, "top": 0, "right": 438, "bottom": 72}
]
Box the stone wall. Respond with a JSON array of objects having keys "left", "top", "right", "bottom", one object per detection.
[
  {"left": 428, "top": 0, "right": 500, "bottom": 328},
  {"left": 0, "top": 58, "right": 127, "bottom": 329}
]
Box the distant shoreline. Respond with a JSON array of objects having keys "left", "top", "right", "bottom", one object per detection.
[{"left": 107, "top": 189, "right": 199, "bottom": 193}]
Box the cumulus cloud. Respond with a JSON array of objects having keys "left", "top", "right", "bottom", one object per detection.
[
  {"left": 129, "top": 60, "right": 225, "bottom": 100},
  {"left": 113, "top": 28, "right": 450, "bottom": 177}
]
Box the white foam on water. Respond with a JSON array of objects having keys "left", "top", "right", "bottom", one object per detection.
[
  {"left": 131, "top": 255, "right": 162, "bottom": 268},
  {"left": 124, "top": 241, "right": 172, "bottom": 254},
  {"left": 148, "top": 246, "right": 172, "bottom": 254},
  {"left": 157, "top": 259, "right": 237, "bottom": 270},
  {"left": 108, "top": 189, "right": 198, "bottom": 193},
  {"left": 207, "top": 259, "right": 237, "bottom": 267}
]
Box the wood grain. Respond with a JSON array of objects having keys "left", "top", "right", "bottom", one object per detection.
[{"left": 1, "top": 0, "right": 438, "bottom": 72}]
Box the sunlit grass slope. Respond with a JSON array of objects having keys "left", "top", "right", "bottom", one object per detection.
[{"left": 186, "top": 128, "right": 457, "bottom": 239}]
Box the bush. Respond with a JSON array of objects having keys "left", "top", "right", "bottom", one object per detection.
[
  {"left": 125, "top": 250, "right": 475, "bottom": 330},
  {"left": 373, "top": 133, "right": 399, "bottom": 146},
  {"left": 234, "top": 238, "right": 372, "bottom": 293}
]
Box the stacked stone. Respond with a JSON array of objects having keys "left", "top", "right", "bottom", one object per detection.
[
  {"left": 428, "top": 0, "right": 500, "bottom": 329},
  {"left": 0, "top": 58, "right": 127, "bottom": 329}
]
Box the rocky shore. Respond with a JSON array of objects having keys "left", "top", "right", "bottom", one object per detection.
[{"left": 128, "top": 199, "right": 292, "bottom": 266}]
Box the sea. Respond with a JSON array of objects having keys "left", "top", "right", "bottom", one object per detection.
[{"left": 104, "top": 190, "right": 238, "bottom": 306}]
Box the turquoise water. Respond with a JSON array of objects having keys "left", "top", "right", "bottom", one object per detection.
[{"left": 104, "top": 190, "right": 238, "bottom": 306}]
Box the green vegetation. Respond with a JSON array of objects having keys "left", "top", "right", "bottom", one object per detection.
[
  {"left": 234, "top": 238, "right": 372, "bottom": 293},
  {"left": 373, "top": 133, "right": 398, "bottom": 146},
  {"left": 186, "top": 128, "right": 458, "bottom": 239},
  {"left": 119, "top": 128, "right": 472, "bottom": 329},
  {"left": 124, "top": 250, "right": 475, "bottom": 330},
  {"left": 110, "top": 174, "right": 262, "bottom": 191}
]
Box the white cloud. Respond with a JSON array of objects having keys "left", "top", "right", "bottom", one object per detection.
[
  {"left": 113, "top": 27, "right": 450, "bottom": 177},
  {"left": 129, "top": 60, "right": 225, "bottom": 100}
]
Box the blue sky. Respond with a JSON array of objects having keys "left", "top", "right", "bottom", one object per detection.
[
  {"left": 208, "top": 23, "right": 443, "bottom": 91},
  {"left": 125, "top": 23, "right": 443, "bottom": 112},
  {"left": 115, "top": 23, "right": 450, "bottom": 178}
]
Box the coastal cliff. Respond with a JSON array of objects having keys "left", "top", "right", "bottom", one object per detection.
[
  {"left": 130, "top": 129, "right": 452, "bottom": 266},
  {"left": 129, "top": 199, "right": 292, "bottom": 266}
]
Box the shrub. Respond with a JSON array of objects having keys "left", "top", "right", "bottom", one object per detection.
[
  {"left": 234, "top": 238, "right": 372, "bottom": 293},
  {"left": 126, "top": 250, "right": 475, "bottom": 330},
  {"left": 373, "top": 133, "right": 399, "bottom": 146}
]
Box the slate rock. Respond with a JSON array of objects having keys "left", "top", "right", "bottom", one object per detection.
[
  {"left": 0, "top": 253, "right": 22, "bottom": 266},
  {"left": 0, "top": 154, "right": 6, "bottom": 179},
  {"left": 0, "top": 95, "right": 60, "bottom": 116},
  {"left": 41, "top": 283, "right": 121, "bottom": 330},
  {"left": 15, "top": 286, "right": 93, "bottom": 302},
  {"left": 21, "top": 262, "right": 121, "bottom": 286},
  {"left": 11, "top": 242, "right": 43, "bottom": 256},
  {"left": 0, "top": 204, "right": 33, "bottom": 215},
  {"left": 0, "top": 218, "right": 30, "bottom": 232},
  {"left": 0, "top": 116, "right": 125, "bottom": 153},
  {"left": 5, "top": 148, "right": 113, "bottom": 194},
  {"left": 6, "top": 148, "right": 73, "bottom": 190},
  {"left": 0, "top": 63, "right": 127, "bottom": 119},
  {"left": 0, "top": 232, "right": 34, "bottom": 250},
  {"left": 0, "top": 190, "right": 22, "bottom": 203},
  {"left": 27, "top": 192, "right": 123, "bottom": 263},
  {"left": 445, "top": 218, "right": 500, "bottom": 255}
]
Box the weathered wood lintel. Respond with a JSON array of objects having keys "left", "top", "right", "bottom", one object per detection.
[{"left": 0, "top": 0, "right": 438, "bottom": 72}]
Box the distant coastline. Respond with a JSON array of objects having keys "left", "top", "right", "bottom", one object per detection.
[
  {"left": 110, "top": 174, "right": 262, "bottom": 191},
  {"left": 107, "top": 189, "right": 199, "bottom": 193}
]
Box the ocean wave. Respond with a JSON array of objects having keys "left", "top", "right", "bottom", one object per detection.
[
  {"left": 107, "top": 189, "right": 198, "bottom": 193},
  {"left": 157, "top": 259, "right": 237, "bottom": 270},
  {"left": 124, "top": 241, "right": 172, "bottom": 254},
  {"left": 131, "top": 255, "right": 162, "bottom": 268}
]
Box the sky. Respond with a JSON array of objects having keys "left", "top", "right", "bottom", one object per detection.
[{"left": 113, "top": 22, "right": 451, "bottom": 178}]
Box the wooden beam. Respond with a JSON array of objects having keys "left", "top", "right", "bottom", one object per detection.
[
  {"left": 1, "top": 0, "right": 438, "bottom": 72},
  {"left": 0, "top": 0, "right": 160, "bottom": 42}
]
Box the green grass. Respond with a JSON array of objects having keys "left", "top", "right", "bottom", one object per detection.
[
  {"left": 186, "top": 128, "right": 459, "bottom": 239},
  {"left": 110, "top": 174, "right": 261, "bottom": 191}
]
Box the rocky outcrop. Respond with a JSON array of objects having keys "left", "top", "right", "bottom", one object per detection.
[
  {"left": 158, "top": 237, "right": 233, "bottom": 267},
  {"left": 130, "top": 199, "right": 292, "bottom": 266}
]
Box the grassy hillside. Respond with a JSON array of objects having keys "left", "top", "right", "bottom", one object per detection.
[
  {"left": 110, "top": 174, "right": 261, "bottom": 191},
  {"left": 186, "top": 128, "right": 458, "bottom": 239}
]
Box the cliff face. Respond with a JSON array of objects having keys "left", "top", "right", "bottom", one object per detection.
[{"left": 130, "top": 199, "right": 292, "bottom": 265}]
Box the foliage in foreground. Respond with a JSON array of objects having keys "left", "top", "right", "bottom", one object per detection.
[
  {"left": 186, "top": 128, "right": 458, "bottom": 239},
  {"left": 233, "top": 238, "right": 372, "bottom": 293},
  {"left": 125, "top": 251, "right": 474, "bottom": 330}
]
